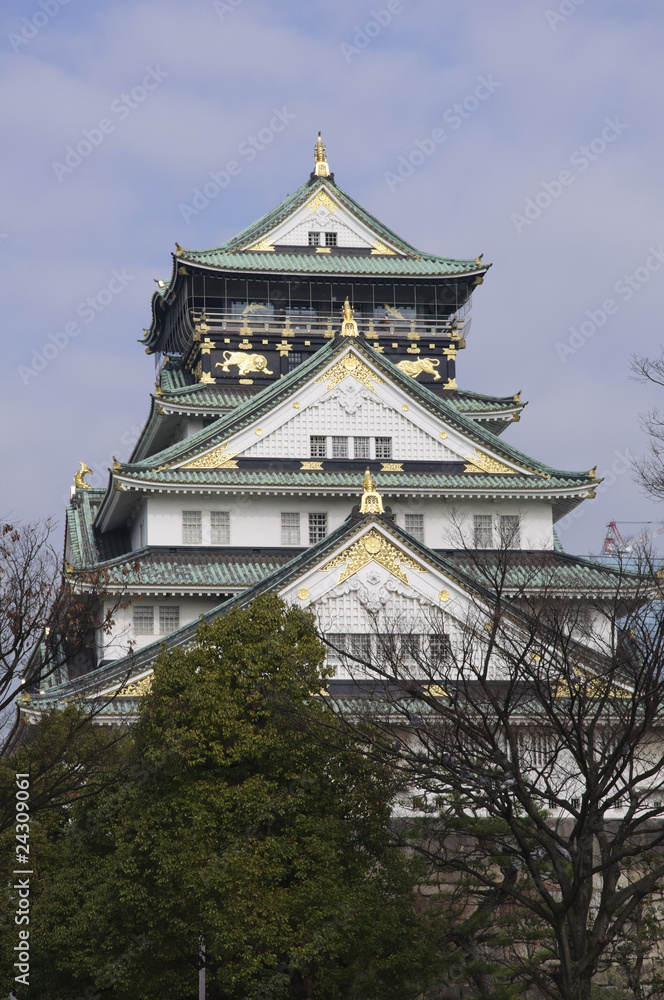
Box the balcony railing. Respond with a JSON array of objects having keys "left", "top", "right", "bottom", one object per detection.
[{"left": 188, "top": 308, "right": 468, "bottom": 342}]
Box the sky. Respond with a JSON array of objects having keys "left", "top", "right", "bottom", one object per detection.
[{"left": 1, "top": 0, "right": 663, "bottom": 557}]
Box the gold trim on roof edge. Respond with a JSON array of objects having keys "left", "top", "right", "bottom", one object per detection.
[
  {"left": 464, "top": 449, "right": 518, "bottom": 475},
  {"left": 181, "top": 443, "right": 239, "bottom": 470}
]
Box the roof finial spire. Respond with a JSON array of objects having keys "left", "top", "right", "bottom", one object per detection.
[
  {"left": 314, "top": 131, "right": 330, "bottom": 177},
  {"left": 360, "top": 468, "right": 384, "bottom": 515}
]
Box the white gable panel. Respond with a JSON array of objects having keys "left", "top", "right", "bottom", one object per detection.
[
  {"left": 243, "top": 388, "right": 459, "bottom": 461},
  {"left": 221, "top": 349, "right": 526, "bottom": 474},
  {"left": 247, "top": 189, "right": 397, "bottom": 252},
  {"left": 279, "top": 213, "right": 373, "bottom": 249}
]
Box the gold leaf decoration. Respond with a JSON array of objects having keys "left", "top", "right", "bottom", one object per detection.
[
  {"left": 248, "top": 238, "right": 275, "bottom": 252},
  {"left": 316, "top": 352, "right": 384, "bottom": 393},
  {"left": 464, "top": 449, "right": 518, "bottom": 475},
  {"left": 371, "top": 241, "right": 397, "bottom": 255},
  {"left": 320, "top": 528, "right": 426, "bottom": 585},
  {"left": 119, "top": 673, "right": 154, "bottom": 698},
  {"left": 182, "top": 443, "right": 239, "bottom": 470},
  {"left": 308, "top": 190, "right": 337, "bottom": 214}
]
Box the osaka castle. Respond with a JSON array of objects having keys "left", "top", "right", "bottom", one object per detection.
[{"left": 25, "top": 133, "right": 616, "bottom": 723}]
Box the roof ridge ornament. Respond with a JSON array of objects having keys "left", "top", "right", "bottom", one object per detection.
[
  {"left": 340, "top": 297, "right": 359, "bottom": 337},
  {"left": 73, "top": 462, "right": 93, "bottom": 489},
  {"left": 360, "top": 468, "right": 384, "bottom": 514},
  {"left": 313, "top": 131, "right": 330, "bottom": 177}
]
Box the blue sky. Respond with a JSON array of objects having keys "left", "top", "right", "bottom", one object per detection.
[{"left": 1, "top": 0, "right": 663, "bottom": 555}]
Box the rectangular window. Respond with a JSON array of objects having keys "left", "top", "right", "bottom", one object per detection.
[
  {"left": 405, "top": 513, "right": 424, "bottom": 542},
  {"left": 210, "top": 511, "right": 230, "bottom": 545},
  {"left": 404, "top": 634, "right": 420, "bottom": 659},
  {"left": 429, "top": 634, "right": 452, "bottom": 663},
  {"left": 354, "top": 436, "right": 370, "bottom": 459},
  {"left": 287, "top": 351, "right": 302, "bottom": 372},
  {"left": 281, "top": 512, "right": 301, "bottom": 546},
  {"left": 310, "top": 435, "right": 327, "bottom": 459},
  {"left": 133, "top": 605, "right": 154, "bottom": 636},
  {"left": 500, "top": 515, "right": 520, "bottom": 547},
  {"left": 325, "top": 231, "right": 337, "bottom": 247},
  {"left": 159, "top": 606, "right": 180, "bottom": 635},
  {"left": 350, "top": 634, "right": 372, "bottom": 660},
  {"left": 532, "top": 733, "right": 554, "bottom": 768},
  {"left": 182, "top": 510, "right": 202, "bottom": 545},
  {"left": 375, "top": 436, "right": 392, "bottom": 459},
  {"left": 474, "top": 514, "right": 493, "bottom": 548},
  {"left": 331, "top": 436, "right": 348, "bottom": 458},
  {"left": 325, "top": 633, "right": 347, "bottom": 658},
  {"left": 308, "top": 513, "right": 328, "bottom": 544},
  {"left": 308, "top": 231, "right": 321, "bottom": 246}
]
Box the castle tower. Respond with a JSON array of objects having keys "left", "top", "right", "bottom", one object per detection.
[{"left": 25, "top": 136, "right": 606, "bottom": 720}]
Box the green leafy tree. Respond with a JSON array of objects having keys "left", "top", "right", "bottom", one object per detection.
[{"left": 15, "top": 595, "right": 452, "bottom": 1000}]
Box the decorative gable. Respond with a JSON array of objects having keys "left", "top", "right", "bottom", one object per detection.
[{"left": 245, "top": 186, "right": 402, "bottom": 254}]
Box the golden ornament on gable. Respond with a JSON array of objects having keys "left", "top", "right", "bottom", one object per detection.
[{"left": 316, "top": 352, "right": 384, "bottom": 393}]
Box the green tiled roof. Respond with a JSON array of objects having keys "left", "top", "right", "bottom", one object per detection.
[
  {"left": 92, "top": 546, "right": 634, "bottom": 596},
  {"left": 65, "top": 489, "right": 105, "bottom": 566},
  {"left": 448, "top": 391, "right": 522, "bottom": 414},
  {"left": 118, "top": 467, "right": 591, "bottom": 493},
  {"left": 176, "top": 250, "right": 482, "bottom": 278},
  {"left": 178, "top": 177, "right": 484, "bottom": 277},
  {"left": 445, "top": 550, "right": 633, "bottom": 594},
  {"left": 96, "top": 548, "right": 295, "bottom": 589},
  {"left": 160, "top": 383, "right": 259, "bottom": 410}
]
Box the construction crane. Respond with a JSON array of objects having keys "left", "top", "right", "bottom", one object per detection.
[{"left": 602, "top": 521, "right": 664, "bottom": 556}]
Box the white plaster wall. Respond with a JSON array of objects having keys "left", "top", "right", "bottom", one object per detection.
[
  {"left": 144, "top": 494, "right": 554, "bottom": 551},
  {"left": 99, "top": 597, "right": 220, "bottom": 661}
]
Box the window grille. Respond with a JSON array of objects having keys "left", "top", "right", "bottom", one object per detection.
[
  {"left": 308, "top": 513, "right": 327, "bottom": 543},
  {"left": 182, "top": 510, "right": 202, "bottom": 545},
  {"left": 281, "top": 513, "right": 300, "bottom": 546},
  {"left": 500, "top": 515, "right": 520, "bottom": 547},
  {"left": 310, "top": 435, "right": 327, "bottom": 459},
  {"left": 325, "top": 232, "right": 337, "bottom": 246},
  {"left": 287, "top": 351, "right": 302, "bottom": 372},
  {"left": 570, "top": 797, "right": 580, "bottom": 810},
  {"left": 210, "top": 511, "right": 230, "bottom": 545},
  {"left": 429, "top": 634, "right": 452, "bottom": 663},
  {"left": 133, "top": 605, "right": 154, "bottom": 635},
  {"left": 159, "top": 606, "right": 180, "bottom": 635},
  {"left": 354, "top": 436, "right": 370, "bottom": 459},
  {"left": 350, "top": 634, "right": 372, "bottom": 660},
  {"left": 308, "top": 231, "right": 321, "bottom": 246},
  {"left": 532, "top": 732, "right": 554, "bottom": 768},
  {"left": 375, "top": 436, "right": 392, "bottom": 459},
  {"left": 474, "top": 514, "right": 493, "bottom": 548},
  {"left": 405, "top": 514, "right": 424, "bottom": 542},
  {"left": 331, "top": 436, "right": 348, "bottom": 458},
  {"left": 403, "top": 634, "right": 421, "bottom": 658},
  {"left": 325, "top": 634, "right": 347, "bottom": 658}
]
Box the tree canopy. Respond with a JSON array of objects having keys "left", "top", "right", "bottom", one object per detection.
[{"left": 2, "top": 595, "right": 451, "bottom": 1000}]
